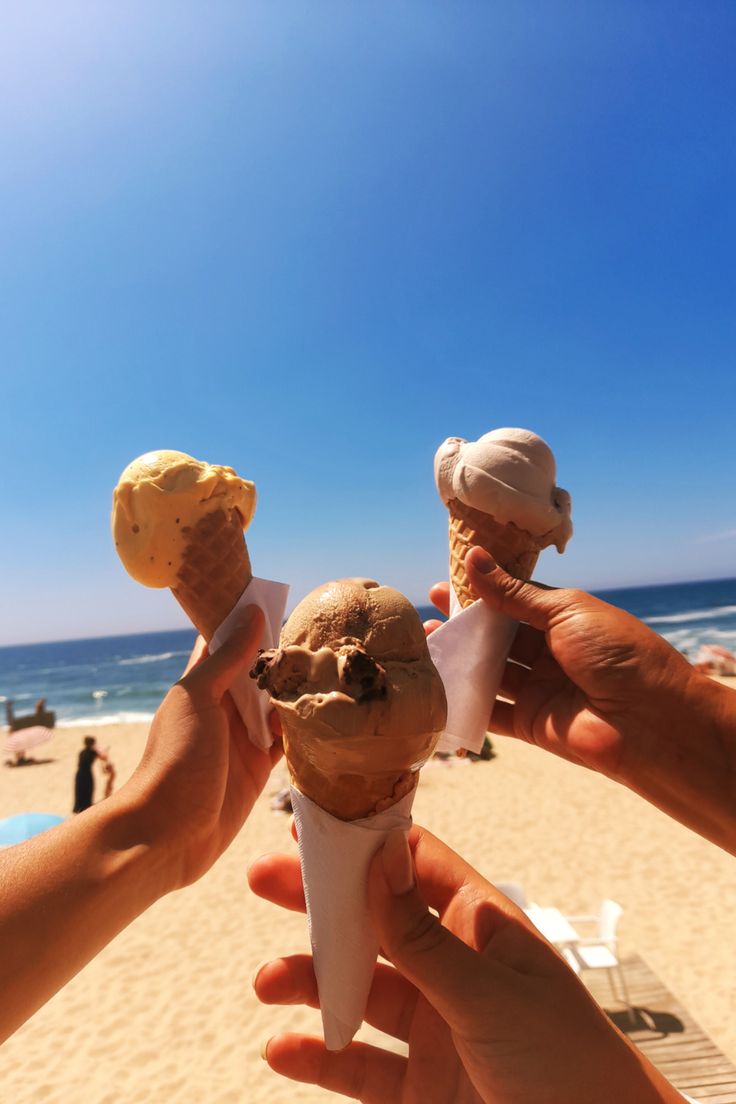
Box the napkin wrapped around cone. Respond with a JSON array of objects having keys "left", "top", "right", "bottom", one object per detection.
[{"left": 251, "top": 578, "right": 447, "bottom": 1047}]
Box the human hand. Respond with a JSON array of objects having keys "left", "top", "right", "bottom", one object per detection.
[
  {"left": 249, "top": 826, "right": 678, "bottom": 1103},
  {"left": 118, "top": 606, "right": 282, "bottom": 890},
  {"left": 431, "top": 547, "right": 736, "bottom": 852}
]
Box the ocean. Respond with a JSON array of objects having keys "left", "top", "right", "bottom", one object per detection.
[{"left": 1, "top": 577, "right": 735, "bottom": 728}]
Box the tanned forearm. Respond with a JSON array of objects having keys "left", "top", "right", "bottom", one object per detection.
[{"left": 0, "top": 792, "right": 170, "bottom": 1043}]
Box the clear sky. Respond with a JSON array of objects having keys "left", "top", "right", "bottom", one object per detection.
[{"left": 1, "top": 2, "right": 734, "bottom": 646}]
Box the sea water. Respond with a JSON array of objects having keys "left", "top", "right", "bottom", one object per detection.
[{"left": 1, "top": 577, "right": 734, "bottom": 727}]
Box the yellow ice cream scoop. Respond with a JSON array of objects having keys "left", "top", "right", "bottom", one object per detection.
[{"left": 112, "top": 449, "right": 256, "bottom": 638}]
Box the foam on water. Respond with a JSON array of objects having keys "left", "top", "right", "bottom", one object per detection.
[
  {"left": 644, "top": 604, "right": 736, "bottom": 625},
  {"left": 0, "top": 628, "right": 197, "bottom": 724},
  {"left": 118, "top": 651, "right": 186, "bottom": 666},
  {"left": 57, "top": 711, "right": 156, "bottom": 727}
]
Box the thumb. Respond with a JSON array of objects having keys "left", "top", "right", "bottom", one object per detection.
[
  {"left": 368, "top": 830, "right": 493, "bottom": 1035},
  {"left": 465, "top": 546, "right": 562, "bottom": 632},
  {"left": 178, "top": 605, "right": 265, "bottom": 703}
]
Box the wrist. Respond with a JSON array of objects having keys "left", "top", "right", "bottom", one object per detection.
[
  {"left": 88, "top": 789, "right": 178, "bottom": 903},
  {"left": 0, "top": 790, "right": 176, "bottom": 1042}
]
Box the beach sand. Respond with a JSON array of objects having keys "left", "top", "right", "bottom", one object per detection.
[{"left": 2, "top": 712, "right": 735, "bottom": 1103}]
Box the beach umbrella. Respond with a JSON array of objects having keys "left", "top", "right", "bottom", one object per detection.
[
  {"left": 0, "top": 812, "right": 65, "bottom": 848},
  {"left": 4, "top": 726, "right": 54, "bottom": 755},
  {"left": 696, "top": 645, "right": 736, "bottom": 675}
]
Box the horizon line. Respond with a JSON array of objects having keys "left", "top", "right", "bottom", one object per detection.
[{"left": 2, "top": 572, "right": 735, "bottom": 650}]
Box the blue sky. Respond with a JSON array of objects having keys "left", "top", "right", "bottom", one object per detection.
[{"left": 1, "top": 1, "right": 734, "bottom": 645}]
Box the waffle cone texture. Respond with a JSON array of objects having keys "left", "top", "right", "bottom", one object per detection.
[
  {"left": 448, "top": 498, "right": 540, "bottom": 608},
  {"left": 172, "top": 508, "right": 252, "bottom": 640}
]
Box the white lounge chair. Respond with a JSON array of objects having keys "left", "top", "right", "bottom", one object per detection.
[
  {"left": 564, "top": 899, "right": 635, "bottom": 1023},
  {"left": 495, "top": 881, "right": 530, "bottom": 909}
]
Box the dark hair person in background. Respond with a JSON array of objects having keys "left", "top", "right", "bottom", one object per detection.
[{"left": 72, "top": 736, "right": 107, "bottom": 814}]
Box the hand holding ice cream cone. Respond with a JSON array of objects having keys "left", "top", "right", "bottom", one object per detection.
[{"left": 251, "top": 577, "right": 447, "bottom": 1048}]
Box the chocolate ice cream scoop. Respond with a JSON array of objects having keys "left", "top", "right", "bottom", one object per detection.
[{"left": 251, "top": 578, "right": 447, "bottom": 820}]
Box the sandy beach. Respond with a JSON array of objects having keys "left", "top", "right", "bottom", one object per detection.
[{"left": 2, "top": 706, "right": 735, "bottom": 1103}]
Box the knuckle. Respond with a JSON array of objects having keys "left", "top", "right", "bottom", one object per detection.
[
  {"left": 398, "top": 907, "right": 447, "bottom": 960},
  {"left": 499, "top": 574, "right": 530, "bottom": 604}
]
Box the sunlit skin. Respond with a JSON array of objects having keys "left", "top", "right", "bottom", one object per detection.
[
  {"left": 0, "top": 608, "right": 280, "bottom": 1044},
  {"left": 249, "top": 826, "right": 683, "bottom": 1103},
  {"left": 439, "top": 548, "right": 736, "bottom": 855},
  {"left": 247, "top": 546, "right": 736, "bottom": 1102},
  {"left": 2, "top": 546, "right": 734, "bottom": 1097}
]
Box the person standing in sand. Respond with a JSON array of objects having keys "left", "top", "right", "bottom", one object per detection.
[
  {"left": 72, "top": 736, "right": 106, "bottom": 814},
  {"left": 102, "top": 756, "right": 116, "bottom": 799}
]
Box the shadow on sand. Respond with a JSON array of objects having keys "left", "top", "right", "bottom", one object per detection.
[
  {"left": 608, "top": 1006, "right": 685, "bottom": 1038},
  {"left": 4, "top": 757, "right": 56, "bottom": 768}
]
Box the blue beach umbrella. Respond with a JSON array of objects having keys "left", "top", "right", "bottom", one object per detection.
[{"left": 0, "top": 813, "right": 65, "bottom": 848}]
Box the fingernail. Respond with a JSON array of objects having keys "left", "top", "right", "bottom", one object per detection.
[
  {"left": 260, "top": 1037, "right": 272, "bottom": 1061},
  {"left": 382, "top": 829, "right": 414, "bottom": 896},
  {"left": 251, "top": 960, "right": 269, "bottom": 990},
  {"left": 468, "top": 547, "right": 496, "bottom": 574}
]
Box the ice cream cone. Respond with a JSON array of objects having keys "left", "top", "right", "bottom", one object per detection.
[
  {"left": 251, "top": 578, "right": 447, "bottom": 821},
  {"left": 435, "top": 430, "right": 573, "bottom": 609},
  {"left": 447, "top": 498, "right": 541, "bottom": 608},
  {"left": 281, "top": 711, "right": 420, "bottom": 821},
  {"left": 251, "top": 579, "right": 446, "bottom": 1051},
  {"left": 112, "top": 450, "right": 256, "bottom": 640},
  {"left": 172, "top": 508, "right": 253, "bottom": 641}
]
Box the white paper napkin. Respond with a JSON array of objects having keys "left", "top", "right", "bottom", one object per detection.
[
  {"left": 290, "top": 785, "right": 415, "bottom": 1051},
  {"left": 209, "top": 576, "right": 290, "bottom": 750},
  {"left": 427, "top": 596, "right": 517, "bottom": 755}
]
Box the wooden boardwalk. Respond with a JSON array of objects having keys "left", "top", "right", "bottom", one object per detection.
[{"left": 583, "top": 954, "right": 736, "bottom": 1102}]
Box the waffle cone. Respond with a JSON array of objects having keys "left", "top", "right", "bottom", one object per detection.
[
  {"left": 448, "top": 498, "right": 541, "bottom": 608},
  {"left": 280, "top": 712, "right": 418, "bottom": 822},
  {"left": 171, "top": 507, "right": 252, "bottom": 640}
]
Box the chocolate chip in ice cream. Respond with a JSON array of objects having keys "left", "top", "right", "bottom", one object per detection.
[
  {"left": 250, "top": 647, "right": 311, "bottom": 698},
  {"left": 341, "top": 647, "right": 387, "bottom": 703}
]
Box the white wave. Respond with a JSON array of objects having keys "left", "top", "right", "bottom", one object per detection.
[
  {"left": 645, "top": 604, "right": 736, "bottom": 625},
  {"left": 708, "top": 628, "right": 736, "bottom": 644},
  {"left": 118, "top": 651, "right": 186, "bottom": 667},
  {"left": 57, "top": 711, "right": 155, "bottom": 727},
  {"left": 661, "top": 630, "right": 699, "bottom": 649},
  {"left": 659, "top": 625, "right": 736, "bottom": 657},
  {"left": 91, "top": 690, "right": 108, "bottom": 700},
  {"left": 31, "top": 663, "right": 98, "bottom": 678}
]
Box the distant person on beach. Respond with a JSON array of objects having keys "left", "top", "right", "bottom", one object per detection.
[
  {"left": 102, "top": 757, "right": 116, "bottom": 799},
  {"left": 72, "top": 736, "right": 106, "bottom": 813},
  {"left": 249, "top": 547, "right": 736, "bottom": 1103}
]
